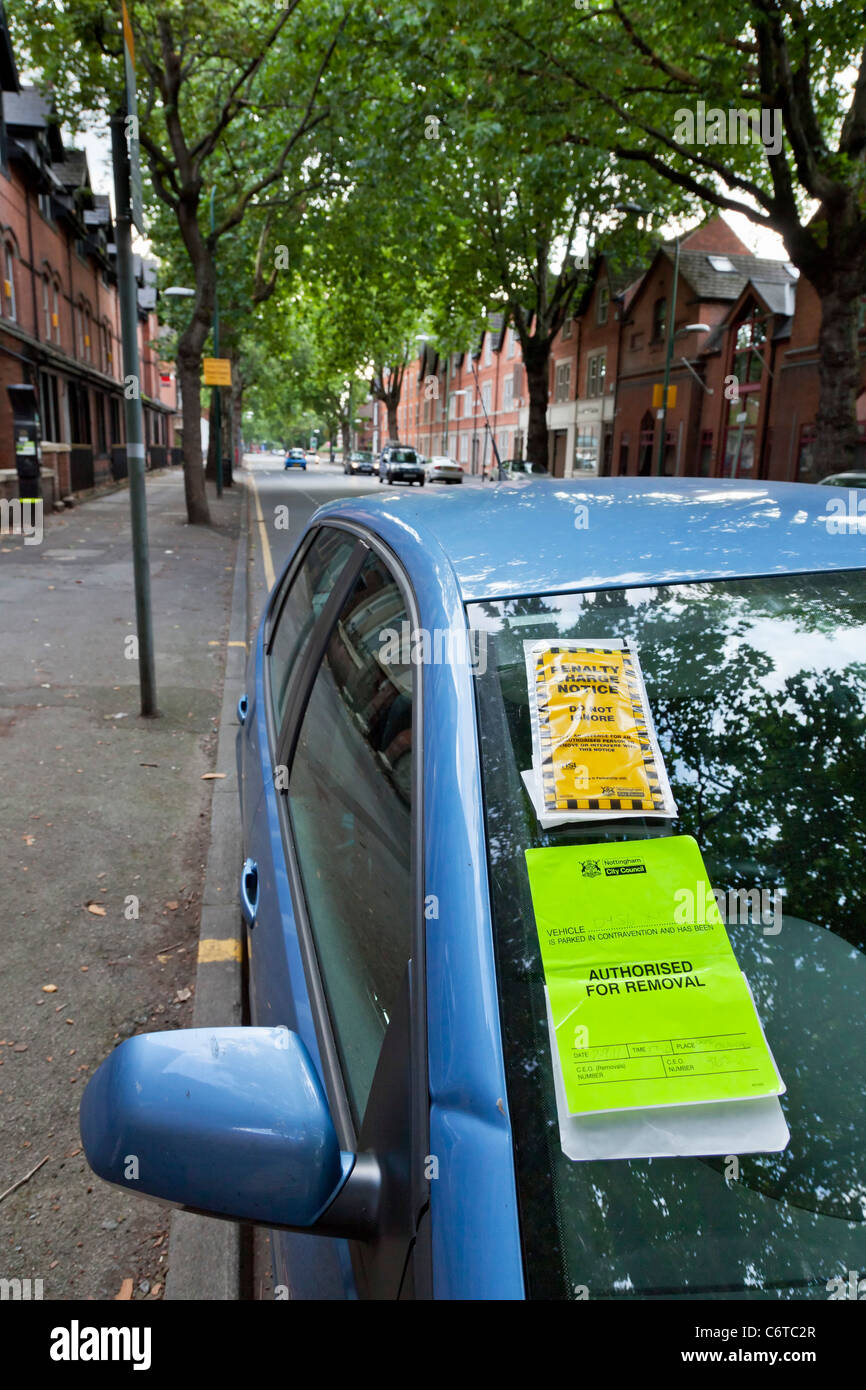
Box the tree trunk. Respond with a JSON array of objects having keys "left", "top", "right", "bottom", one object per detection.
[
  {"left": 177, "top": 344, "right": 211, "bottom": 525},
  {"left": 813, "top": 281, "right": 861, "bottom": 480},
  {"left": 523, "top": 347, "right": 551, "bottom": 469},
  {"left": 387, "top": 400, "right": 399, "bottom": 440},
  {"left": 205, "top": 389, "right": 217, "bottom": 481},
  {"left": 231, "top": 380, "right": 243, "bottom": 477},
  {"left": 175, "top": 206, "right": 215, "bottom": 525},
  {"left": 340, "top": 416, "right": 351, "bottom": 456}
]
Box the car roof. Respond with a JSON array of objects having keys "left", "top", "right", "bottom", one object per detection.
[{"left": 314, "top": 477, "right": 866, "bottom": 601}]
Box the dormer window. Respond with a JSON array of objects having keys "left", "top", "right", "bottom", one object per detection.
[
  {"left": 3, "top": 241, "right": 16, "bottom": 320},
  {"left": 707, "top": 255, "right": 736, "bottom": 272}
]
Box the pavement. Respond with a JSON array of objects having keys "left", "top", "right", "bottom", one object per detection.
[
  {"left": 0, "top": 469, "right": 241, "bottom": 1301},
  {"left": 0, "top": 453, "right": 435, "bottom": 1302}
]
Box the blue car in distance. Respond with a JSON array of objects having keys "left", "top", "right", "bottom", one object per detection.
[
  {"left": 80, "top": 479, "right": 866, "bottom": 1300},
  {"left": 285, "top": 447, "right": 306, "bottom": 470}
]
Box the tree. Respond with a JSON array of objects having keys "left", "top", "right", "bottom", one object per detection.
[
  {"left": 383, "top": 3, "right": 684, "bottom": 467},
  {"left": 11, "top": 0, "right": 351, "bottom": 521},
  {"left": 503, "top": 0, "right": 866, "bottom": 476}
]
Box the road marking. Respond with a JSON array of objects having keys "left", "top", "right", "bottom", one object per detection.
[
  {"left": 249, "top": 475, "right": 276, "bottom": 591},
  {"left": 198, "top": 938, "right": 243, "bottom": 963}
]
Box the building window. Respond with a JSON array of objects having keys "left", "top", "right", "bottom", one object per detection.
[
  {"left": 699, "top": 429, "right": 714, "bottom": 477},
  {"left": 483, "top": 334, "right": 491, "bottom": 367},
  {"left": 586, "top": 351, "right": 606, "bottom": 398},
  {"left": 481, "top": 383, "right": 492, "bottom": 415},
  {"left": 618, "top": 434, "right": 630, "bottom": 475},
  {"left": 42, "top": 273, "right": 52, "bottom": 338},
  {"left": 797, "top": 425, "right": 817, "bottom": 483},
  {"left": 40, "top": 373, "right": 61, "bottom": 442},
  {"left": 52, "top": 282, "right": 61, "bottom": 344},
  {"left": 575, "top": 428, "right": 599, "bottom": 470},
  {"left": 562, "top": 316, "right": 574, "bottom": 340},
  {"left": 652, "top": 296, "right": 667, "bottom": 342},
  {"left": 731, "top": 304, "right": 769, "bottom": 387},
  {"left": 638, "top": 411, "right": 655, "bottom": 475},
  {"left": 3, "top": 242, "right": 16, "bottom": 320},
  {"left": 502, "top": 376, "right": 514, "bottom": 411},
  {"left": 507, "top": 328, "right": 515, "bottom": 359},
  {"left": 554, "top": 360, "right": 571, "bottom": 403},
  {"left": 597, "top": 284, "right": 609, "bottom": 325}
]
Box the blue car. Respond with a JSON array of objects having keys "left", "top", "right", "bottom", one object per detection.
[
  {"left": 80, "top": 479, "right": 866, "bottom": 1300},
  {"left": 285, "top": 447, "right": 306, "bottom": 470}
]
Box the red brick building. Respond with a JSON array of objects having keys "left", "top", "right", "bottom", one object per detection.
[
  {"left": 0, "top": 27, "right": 176, "bottom": 505},
  {"left": 384, "top": 216, "right": 866, "bottom": 483}
]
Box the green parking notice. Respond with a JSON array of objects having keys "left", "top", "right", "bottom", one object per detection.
[{"left": 525, "top": 836, "right": 783, "bottom": 1115}]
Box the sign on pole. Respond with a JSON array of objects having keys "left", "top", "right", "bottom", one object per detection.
[
  {"left": 652, "top": 383, "right": 677, "bottom": 409},
  {"left": 121, "top": 1, "right": 145, "bottom": 233},
  {"left": 203, "top": 358, "right": 232, "bottom": 386}
]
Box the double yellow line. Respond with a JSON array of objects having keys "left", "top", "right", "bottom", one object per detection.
[{"left": 248, "top": 474, "right": 276, "bottom": 591}]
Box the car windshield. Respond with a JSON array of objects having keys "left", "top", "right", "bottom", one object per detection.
[
  {"left": 468, "top": 568, "right": 866, "bottom": 1300},
  {"left": 390, "top": 450, "right": 417, "bottom": 462}
]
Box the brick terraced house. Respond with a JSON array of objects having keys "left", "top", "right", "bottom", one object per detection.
[
  {"left": 0, "top": 10, "right": 176, "bottom": 507},
  {"left": 380, "top": 216, "right": 866, "bottom": 483}
]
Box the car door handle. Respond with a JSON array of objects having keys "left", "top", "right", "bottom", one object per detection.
[
  {"left": 240, "top": 858, "right": 259, "bottom": 926},
  {"left": 237, "top": 693, "right": 249, "bottom": 725}
]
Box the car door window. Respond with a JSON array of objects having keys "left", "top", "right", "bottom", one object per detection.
[
  {"left": 268, "top": 529, "right": 359, "bottom": 730},
  {"left": 288, "top": 550, "right": 414, "bottom": 1125}
]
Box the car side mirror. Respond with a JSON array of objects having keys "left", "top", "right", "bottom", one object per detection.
[{"left": 80, "top": 1026, "right": 379, "bottom": 1236}]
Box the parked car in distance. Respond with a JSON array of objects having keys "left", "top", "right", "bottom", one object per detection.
[
  {"left": 817, "top": 471, "right": 866, "bottom": 488},
  {"left": 379, "top": 443, "right": 425, "bottom": 486},
  {"left": 483, "top": 457, "right": 548, "bottom": 481},
  {"left": 345, "top": 450, "right": 375, "bottom": 476},
  {"left": 284, "top": 447, "right": 306, "bottom": 470},
  {"left": 79, "top": 479, "right": 866, "bottom": 1301},
  {"left": 305, "top": 451, "right": 320, "bottom": 466},
  {"left": 425, "top": 455, "right": 464, "bottom": 485}
]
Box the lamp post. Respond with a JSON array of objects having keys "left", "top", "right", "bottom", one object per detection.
[
  {"left": 209, "top": 188, "right": 223, "bottom": 497},
  {"left": 470, "top": 357, "right": 504, "bottom": 480},
  {"left": 656, "top": 236, "right": 681, "bottom": 475},
  {"left": 163, "top": 286, "right": 195, "bottom": 477}
]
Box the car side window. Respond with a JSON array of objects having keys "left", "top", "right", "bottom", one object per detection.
[
  {"left": 268, "top": 528, "right": 359, "bottom": 730},
  {"left": 288, "top": 550, "right": 414, "bottom": 1125}
]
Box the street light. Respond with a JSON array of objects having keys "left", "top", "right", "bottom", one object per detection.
[
  {"left": 677, "top": 324, "right": 713, "bottom": 395},
  {"left": 656, "top": 236, "right": 684, "bottom": 475},
  {"left": 614, "top": 201, "right": 653, "bottom": 228}
]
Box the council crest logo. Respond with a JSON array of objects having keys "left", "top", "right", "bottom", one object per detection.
[{"left": 580, "top": 860, "right": 601, "bottom": 879}]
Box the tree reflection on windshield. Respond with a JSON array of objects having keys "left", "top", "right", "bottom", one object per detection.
[{"left": 470, "top": 569, "right": 866, "bottom": 1299}]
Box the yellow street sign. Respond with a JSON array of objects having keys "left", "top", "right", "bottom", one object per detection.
[
  {"left": 652, "top": 383, "right": 678, "bottom": 409},
  {"left": 203, "top": 358, "right": 232, "bottom": 386}
]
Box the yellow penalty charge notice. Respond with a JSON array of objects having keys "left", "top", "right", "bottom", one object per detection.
[{"left": 524, "top": 639, "right": 677, "bottom": 818}]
